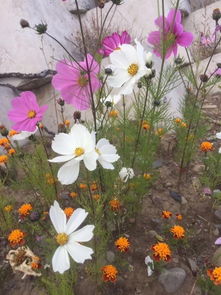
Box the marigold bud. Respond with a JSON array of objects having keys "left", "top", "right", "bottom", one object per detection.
[
  {"left": 105, "top": 68, "right": 113, "bottom": 75},
  {"left": 57, "top": 98, "right": 65, "bottom": 106},
  {"left": 212, "top": 8, "right": 221, "bottom": 22},
  {"left": 200, "top": 74, "right": 209, "bottom": 83},
  {"left": 20, "top": 19, "right": 30, "bottom": 28},
  {"left": 73, "top": 111, "right": 81, "bottom": 121}
]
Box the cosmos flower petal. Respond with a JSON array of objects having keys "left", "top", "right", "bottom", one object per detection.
[
  {"left": 65, "top": 242, "right": 93, "bottom": 263},
  {"left": 98, "top": 159, "right": 115, "bottom": 169},
  {"left": 57, "top": 159, "right": 80, "bottom": 185},
  {"left": 83, "top": 152, "right": 98, "bottom": 171},
  {"left": 49, "top": 155, "right": 74, "bottom": 163},
  {"left": 69, "top": 225, "right": 95, "bottom": 242},
  {"left": 176, "top": 32, "right": 194, "bottom": 46},
  {"left": 52, "top": 246, "right": 70, "bottom": 274},
  {"left": 49, "top": 201, "right": 67, "bottom": 233},
  {"left": 65, "top": 208, "right": 88, "bottom": 235},
  {"left": 51, "top": 133, "right": 75, "bottom": 155}
]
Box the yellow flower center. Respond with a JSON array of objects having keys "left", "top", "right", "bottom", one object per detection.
[
  {"left": 75, "top": 147, "right": 85, "bottom": 157},
  {"left": 27, "top": 110, "right": 36, "bottom": 118},
  {"left": 95, "top": 148, "right": 101, "bottom": 155},
  {"left": 127, "top": 63, "right": 139, "bottom": 76},
  {"left": 78, "top": 76, "right": 88, "bottom": 87},
  {"left": 114, "top": 47, "right": 121, "bottom": 51},
  {"left": 56, "top": 233, "right": 69, "bottom": 245}
]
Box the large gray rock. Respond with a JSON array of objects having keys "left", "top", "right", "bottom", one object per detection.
[{"left": 159, "top": 268, "right": 186, "bottom": 293}]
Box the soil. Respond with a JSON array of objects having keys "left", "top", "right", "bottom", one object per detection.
[{"left": 1, "top": 92, "right": 221, "bottom": 295}]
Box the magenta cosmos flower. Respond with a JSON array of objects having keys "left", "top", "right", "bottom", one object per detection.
[
  {"left": 100, "top": 31, "right": 131, "bottom": 57},
  {"left": 52, "top": 54, "right": 100, "bottom": 110},
  {"left": 148, "top": 9, "right": 193, "bottom": 58},
  {"left": 8, "top": 91, "right": 48, "bottom": 132}
]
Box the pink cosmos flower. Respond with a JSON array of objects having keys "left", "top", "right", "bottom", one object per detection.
[
  {"left": 52, "top": 54, "right": 101, "bottom": 110},
  {"left": 100, "top": 31, "right": 131, "bottom": 57},
  {"left": 200, "top": 34, "right": 215, "bottom": 47},
  {"left": 8, "top": 91, "right": 48, "bottom": 132},
  {"left": 148, "top": 9, "right": 193, "bottom": 59}
]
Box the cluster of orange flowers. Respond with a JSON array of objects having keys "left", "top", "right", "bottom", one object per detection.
[
  {"left": 174, "top": 118, "right": 187, "bottom": 128},
  {"left": 109, "top": 199, "right": 121, "bottom": 211},
  {"left": 18, "top": 203, "right": 33, "bottom": 217},
  {"left": 64, "top": 207, "right": 74, "bottom": 218},
  {"left": 141, "top": 120, "right": 150, "bottom": 131},
  {"left": 8, "top": 229, "right": 25, "bottom": 247},
  {"left": 161, "top": 210, "right": 183, "bottom": 221},
  {"left": 0, "top": 135, "right": 16, "bottom": 164},
  {"left": 108, "top": 109, "right": 118, "bottom": 118},
  {"left": 152, "top": 242, "right": 171, "bottom": 261}
]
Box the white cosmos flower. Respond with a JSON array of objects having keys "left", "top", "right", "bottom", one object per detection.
[
  {"left": 10, "top": 128, "right": 38, "bottom": 141},
  {"left": 106, "top": 40, "right": 152, "bottom": 95},
  {"left": 49, "top": 124, "right": 98, "bottom": 185},
  {"left": 91, "top": 132, "right": 120, "bottom": 169},
  {"left": 50, "top": 201, "right": 94, "bottom": 274},
  {"left": 119, "top": 167, "right": 135, "bottom": 182},
  {"left": 103, "top": 94, "right": 122, "bottom": 106}
]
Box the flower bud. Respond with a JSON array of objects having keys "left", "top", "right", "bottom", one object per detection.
[
  {"left": 57, "top": 98, "right": 65, "bottom": 106},
  {"left": 105, "top": 101, "right": 113, "bottom": 108},
  {"left": 212, "top": 8, "right": 221, "bottom": 22},
  {"left": 111, "top": 0, "right": 123, "bottom": 4},
  {"left": 200, "top": 74, "right": 209, "bottom": 83},
  {"left": 0, "top": 127, "right": 9, "bottom": 137},
  {"left": 20, "top": 19, "right": 30, "bottom": 28},
  {"left": 146, "top": 52, "right": 153, "bottom": 68},
  {"left": 174, "top": 57, "right": 183, "bottom": 65},
  {"left": 105, "top": 68, "right": 113, "bottom": 75},
  {"left": 137, "top": 81, "right": 142, "bottom": 88},
  {"left": 29, "top": 211, "right": 41, "bottom": 222},
  {"left": 217, "top": 63, "right": 221, "bottom": 69},
  {"left": 98, "top": 0, "right": 105, "bottom": 8},
  {"left": 35, "top": 23, "right": 47, "bottom": 34},
  {"left": 153, "top": 100, "right": 160, "bottom": 106},
  {"left": 73, "top": 111, "right": 81, "bottom": 121}
]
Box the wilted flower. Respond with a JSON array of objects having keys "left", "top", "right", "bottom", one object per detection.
[
  {"left": 8, "top": 92, "right": 48, "bottom": 132},
  {"left": 102, "top": 265, "right": 118, "bottom": 282},
  {"left": 115, "top": 237, "right": 130, "bottom": 252},
  {"left": 148, "top": 9, "right": 193, "bottom": 58},
  {"left": 145, "top": 255, "right": 154, "bottom": 276},
  {"left": 100, "top": 31, "right": 131, "bottom": 57},
  {"left": 106, "top": 40, "right": 152, "bottom": 95},
  {"left": 49, "top": 124, "right": 98, "bottom": 185},
  {"left": 119, "top": 167, "right": 135, "bottom": 182},
  {"left": 52, "top": 55, "right": 100, "bottom": 110},
  {"left": 49, "top": 201, "right": 94, "bottom": 274},
  {"left": 208, "top": 267, "right": 221, "bottom": 285},
  {"left": 170, "top": 225, "right": 185, "bottom": 239},
  {"left": 4, "top": 205, "right": 13, "bottom": 212}
]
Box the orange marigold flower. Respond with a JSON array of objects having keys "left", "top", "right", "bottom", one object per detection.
[
  {"left": 64, "top": 207, "right": 74, "bottom": 217},
  {"left": 102, "top": 265, "right": 118, "bottom": 282},
  {"left": 92, "top": 194, "right": 101, "bottom": 201},
  {"left": 176, "top": 214, "right": 183, "bottom": 221},
  {"left": 207, "top": 267, "right": 221, "bottom": 285},
  {"left": 4, "top": 205, "right": 13, "bottom": 212},
  {"left": 18, "top": 203, "right": 33, "bottom": 216},
  {"left": 174, "top": 118, "right": 182, "bottom": 124},
  {"left": 143, "top": 173, "right": 152, "bottom": 180},
  {"left": 200, "top": 141, "right": 213, "bottom": 152},
  {"left": 90, "top": 182, "right": 98, "bottom": 191},
  {"left": 161, "top": 210, "right": 172, "bottom": 219},
  {"left": 8, "top": 148, "right": 16, "bottom": 155},
  {"left": 0, "top": 137, "right": 9, "bottom": 147},
  {"left": 0, "top": 155, "right": 8, "bottom": 164},
  {"left": 115, "top": 237, "right": 130, "bottom": 252},
  {"left": 8, "top": 229, "right": 25, "bottom": 246},
  {"left": 79, "top": 183, "right": 87, "bottom": 189},
  {"left": 170, "top": 225, "right": 185, "bottom": 239},
  {"left": 8, "top": 130, "right": 19, "bottom": 137},
  {"left": 152, "top": 242, "right": 171, "bottom": 261},
  {"left": 109, "top": 110, "right": 118, "bottom": 118},
  {"left": 69, "top": 192, "right": 78, "bottom": 198},
  {"left": 156, "top": 128, "right": 164, "bottom": 136},
  {"left": 142, "top": 121, "right": 150, "bottom": 130},
  {"left": 180, "top": 122, "right": 187, "bottom": 128},
  {"left": 64, "top": 120, "right": 70, "bottom": 127},
  {"left": 109, "top": 199, "right": 121, "bottom": 211}
]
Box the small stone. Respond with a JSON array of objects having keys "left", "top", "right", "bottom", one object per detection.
[
  {"left": 165, "top": 182, "right": 172, "bottom": 188},
  {"left": 212, "top": 247, "right": 221, "bottom": 266},
  {"left": 192, "top": 164, "right": 205, "bottom": 174},
  {"left": 214, "top": 208, "right": 221, "bottom": 221},
  {"left": 181, "top": 196, "right": 188, "bottom": 205},
  {"left": 106, "top": 251, "right": 115, "bottom": 263},
  {"left": 158, "top": 268, "right": 186, "bottom": 293},
  {"left": 187, "top": 258, "right": 198, "bottom": 276},
  {"left": 170, "top": 191, "right": 182, "bottom": 203},
  {"left": 152, "top": 159, "right": 163, "bottom": 169},
  {"left": 213, "top": 228, "right": 220, "bottom": 236}
]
